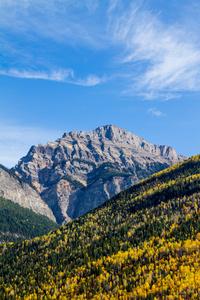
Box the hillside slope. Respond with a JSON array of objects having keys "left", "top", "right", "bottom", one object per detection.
[
  {"left": 13, "top": 125, "right": 186, "bottom": 224},
  {"left": 1, "top": 154, "right": 200, "bottom": 299},
  {"left": 0, "top": 164, "right": 56, "bottom": 222},
  {"left": 0, "top": 197, "right": 59, "bottom": 244}
]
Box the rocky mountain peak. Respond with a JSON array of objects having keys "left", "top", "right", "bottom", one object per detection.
[
  {"left": 13, "top": 125, "right": 187, "bottom": 224},
  {"left": 59, "top": 125, "right": 182, "bottom": 162},
  {"left": 62, "top": 125, "right": 139, "bottom": 144},
  {"left": 92, "top": 125, "right": 125, "bottom": 141}
]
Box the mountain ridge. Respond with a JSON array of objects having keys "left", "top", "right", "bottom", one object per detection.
[
  {"left": 13, "top": 125, "right": 187, "bottom": 224},
  {"left": 61, "top": 125, "right": 184, "bottom": 161}
]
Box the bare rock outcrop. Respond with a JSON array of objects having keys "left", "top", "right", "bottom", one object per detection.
[
  {"left": 13, "top": 125, "right": 187, "bottom": 224},
  {"left": 0, "top": 165, "right": 56, "bottom": 222}
]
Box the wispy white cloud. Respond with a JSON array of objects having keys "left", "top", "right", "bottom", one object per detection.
[
  {"left": 0, "top": 0, "right": 102, "bottom": 47},
  {"left": 0, "top": 68, "right": 104, "bottom": 86},
  {"left": 1, "top": 0, "right": 200, "bottom": 99},
  {"left": 147, "top": 107, "right": 164, "bottom": 117},
  {"left": 0, "top": 0, "right": 100, "bottom": 13},
  {"left": 0, "top": 0, "right": 106, "bottom": 88},
  {"left": 109, "top": 1, "right": 200, "bottom": 98},
  {"left": 0, "top": 68, "right": 73, "bottom": 81},
  {"left": 108, "top": 0, "right": 120, "bottom": 14},
  {"left": 75, "top": 75, "right": 106, "bottom": 86},
  {"left": 139, "top": 91, "right": 181, "bottom": 101},
  {"left": 0, "top": 125, "right": 63, "bottom": 168}
]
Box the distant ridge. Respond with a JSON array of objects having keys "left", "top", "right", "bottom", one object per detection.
[{"left": 13, "top": 125, "right": 187, "bottom": 224}]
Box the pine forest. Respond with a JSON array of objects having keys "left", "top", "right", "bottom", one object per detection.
[{"left": 1, "top": 155, "right": 200, "bottom": 299}]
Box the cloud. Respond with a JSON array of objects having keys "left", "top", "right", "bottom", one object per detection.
[
  {"left": 0, "top": 68, "right": 73, "bottom": 81},
  {"left": 75, "top": 75, "right": 106, "bottom": 86},
  {"left": 109, "top": 1, "right": 200, "bottom": 97},
  {"left": 0, "top": 0, "right": 100, "bottom": 13},
  {"left": 0, "top": 0, "right": 106, "bottom": 87},
  {"left": 0, "top": 68, "right": 104, "bottom": 86},
  {"left": 108, "top": 0, "right": 120, "bottom": 14},
  {"left": 139, "top": 91, "right": 181, "bottom": 101},
  {"left": 1, "top": 0, "right": 200, "bottom": 99},
  {"left": 0, "top": 125, "right": 63, "bottom": 168},
  {"left": 147, "top": 107, "right": 164, "bottom": 117},
  {"left": 0, "top": 0, "right": 102, "bottom": 48}
]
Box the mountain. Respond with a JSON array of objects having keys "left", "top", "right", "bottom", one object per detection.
[
  {"left": 1, "top": 154, "right": 200, "bottom": 299},
  {"left": 0, "top": 197, "right": 59, "bottom": 244},
  {"left": 0, "top": 164, "right": 56, "bottom": 222},
  {"left": 13, "top": 125, "right": 187, "bottom": 224}
]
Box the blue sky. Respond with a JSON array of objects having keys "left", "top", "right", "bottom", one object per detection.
[{"left": 1, "top": 0, "right": 200, "bottom": 168}]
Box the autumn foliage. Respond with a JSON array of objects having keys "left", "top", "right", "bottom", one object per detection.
[{"left": 1, "top": 155, "right": 200, "bottom": 299}]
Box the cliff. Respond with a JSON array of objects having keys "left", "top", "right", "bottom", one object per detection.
[
  {"left": 13, "top": 125, "right": 187, "bottom": 224},
  {"left": 0, "top": 165, "right": 56, "bottom": 222}
]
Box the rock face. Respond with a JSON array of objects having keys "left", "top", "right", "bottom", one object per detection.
[
  {"left": 13, "top": 125, "right": 187, "bottom": 224},
  {"left": 0, "top": 165, "right": 56, "bottom": 222}
]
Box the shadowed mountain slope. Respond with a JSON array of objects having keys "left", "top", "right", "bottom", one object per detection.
[
  {"left": 0, "top": 164, "right": 56, "bottom": 222},
  {"left": 0, "top": 197, "right": 59, "bottom": 244}
]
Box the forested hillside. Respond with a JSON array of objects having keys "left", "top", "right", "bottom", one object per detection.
[
  {"left": 0, "top": 197, "right": 59, "bottom": 243},
  {"left": 1, "top": 154, "right": 200, "bottom": 299}
]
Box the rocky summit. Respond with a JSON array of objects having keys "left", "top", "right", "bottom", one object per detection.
[{"left": 13, "top": 125, "right": 187, "bottom": 224}]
